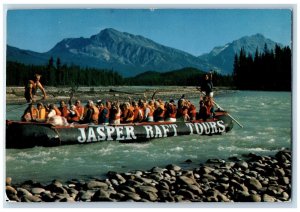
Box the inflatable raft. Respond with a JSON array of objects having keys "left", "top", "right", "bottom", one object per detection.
[{"left": 6, "top": 111, "right": 233, "bottom": 149}]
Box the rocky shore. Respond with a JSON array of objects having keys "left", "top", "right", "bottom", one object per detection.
[{"left": 5, "top": 149, "right": 291, "bottom": 203}]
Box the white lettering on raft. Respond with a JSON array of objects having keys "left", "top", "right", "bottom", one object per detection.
[
  {"left": 77, "top": 121, "right": 225, "bottom": 143},
  {"left": 144, "top": 124, "right": 178, "bottom": 139},
  {"left": 185, "top": 120, "right": 226, "bottom": 135},
  {"left": 77, "top": 125, "right": 137, "bottom": 143}
]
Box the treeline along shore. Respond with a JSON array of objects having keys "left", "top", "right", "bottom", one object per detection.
[{"left": 6, "top": 149, "right": 291, "bottom": 202}]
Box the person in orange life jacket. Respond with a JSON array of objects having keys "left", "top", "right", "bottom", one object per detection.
[
  {"left": 21, "top": 103, "right": 39, "bottom": 122},
  {"left": 46, "top": 104, "right": 69, "bottom": 126},
  {"left": 36, "top": 102, "right": 47, "bottom": 122},
  {"left": 187, "top": 100, "right": 197, "bottom": 121},
  {"left": 24, "top": 74, "right": 47, "bottom": 103},
  {"left": 144, "top": 100, "right": 154, "bottom": 122},
  {"left": 205, "top": 97, "right": 215, "bottom": 119},
  {"left": 153, "top": 101, "right": 165, "bottom": 122},
  {"left": 59, "top": 100, "right": 70, "bottom": 118},
  {"left": 177, "top": 99, "right": 190, "bottom": 122},
  {"left": 67, "top": 105, "right": 81, "bottom": 123},
  {"left": 120, "top": 102, "right": 134, "bottom": 123},
  {"left": 98, "top": 100, "right": 110, "bottom": 125},
  {"left": 46, "top": 104, "right": 61, "bottom": 118},
  {"left": 132, "top": 101, "right": 143, "bottom": 123},
  {"left": 74, "top": 99, "right": 84, "bottom": 120},
  {"left": 81, "top": 100, "right": 99, "bottom": 124},
  {"left": 110, "top": 102, "right": 121, "bottom": 125},
  {"left": 138, "top": 100, "right": 147, "bottom": 121},
  {"left": 165, "top": 99, "right": 177, "bottom": 122}
]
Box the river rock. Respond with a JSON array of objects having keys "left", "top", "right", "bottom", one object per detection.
[
  {"left": 177, "top": 176, "right": 197, "bottom": 186},
  {"left": 136, "top": 185, "right": 158, "bottom": 196},
  {"left": 151, "top": 167, "right": 166, "bottom": 174},
  {"left": 202, "top": 174, "right": 216, "bottom": 181},
  {"left": 149, "top": 173, "right": 164, "bottom": 181},
  {"left": 280, "top": 177, "right": 290, "bottom": 185},
  {"left": 86, "top": 180, "right": 109, "bottom": 190},
  {"left": 186, "top": 184, "right": 203, "bottom": 195},
  {"left": 91, "top": 189, "right": 112, "bottom": 201},
  {"left": 31, "top": 187, "right": 46, "bottom": 195},
  {"left": 135, "top": 176, "right": 153, "bottom": 184},
  {"left": 247, "top": 177, "right": 263, "bottom": 190},
  {"left": 77, "top": 190, "right": 95, "bottom": 201},
  {"left": 40, "top": 192, "right": 55, "bottom": 202},
  {"left": 263, "top": 194, "right": 276, "bottom": 202},
  {"left": 117, "top": 184, "right": 136, "bottom": 193},
  {"left": 166, "top": 164, "right": 181, "bottom": 172},
  {"left": 158, "top": 190, "right": 174, "bottom": 202},
  {"left": 138, "top": 190, "right": 158, "bottom": 201},
  {"left": 17, "top": 187, "right": 33, "bottom": 197},
  {"left": 235, "top": 161, "right": 249, "bottom": 170},
  {"left": 115, "top": 174, "right": 126, "bottom": 184},
  {"left": 123, "top": 192, "right": 141, "bottom": 201},
  {"left": 235, "top": 190, "right": 250, "bottom": 202},
  {"left": 200, "top": 166, "right": 214, "bottom": 174},
  {"left": 177, "top": 189, "right": 195, "bottom": 200},
  {"left": 250, "top": 194, "right": 261, "bottom": 202},
  {"left": 157, "top": 181, "right": 170, "bottom": 191}
]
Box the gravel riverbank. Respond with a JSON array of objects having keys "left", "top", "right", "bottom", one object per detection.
[
  {"left": 6, "top": 86, "right": 234, "bottom": 104},
  {"left": 6, "top": 149, "right": 291, "bottom": 203}
]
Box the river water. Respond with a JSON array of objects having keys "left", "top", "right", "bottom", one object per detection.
[{"left": 5, "top": 91, "right": 292, "bottom": 184}]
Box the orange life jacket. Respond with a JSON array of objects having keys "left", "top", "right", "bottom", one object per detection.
[
  {"left": 59, "top": 106, "right": 69, "bottom": 118},
  {"left": 189, "top": 104, "right": 197, "bottom": 118},
  {"left": 91, "top": 105, "right": 99, "bottom": 123},
  {"left": 68, "top": 109, "right": 80, "bottom": 122},
  {"left": 167, "top": 104, "right": 177, "bottom": 118},
  {"left": 37, "top": 108, "right": 46, "bottom": 120},
  {"left": 133, "top": 107, "right": 142, "bottom": 122},
  {"left": 76, "top": 105, "right": 84, "bottom": 118},
  {"left": 147, "top": 106, "right": 154, "bottom": 117}
]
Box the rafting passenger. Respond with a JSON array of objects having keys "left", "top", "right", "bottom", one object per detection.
[
  {"left": 59, "top": 100, "right": 70, "bottom": 118},
  {"left": 46, "top": 104, "right": 69, "bottom": 126},
  {"left": 177, "top": 99, "right": 190, "bottom": 122},
  {"left": 81, "top": 100, "right": 99, "bottom": 125},
  {"left": 110, "top": 102, "right": 121, "bottom": 125},
  {"left": 205, "top": 97, "right": 216, "bottom": 119},
  {"left": 75, "top": 99, "right": 84, "bottom": 120},
  {"left": 120, "top": 102, "right": 134, "bottom": 123},
  {"left": 67, "top": 105, "right": 81, "bottom": 123},
  {"left": 132, "top": 101, "right": 143, "bottom": 123},
  {"left": 144, "top": 100, "right": 154, "bottom": 122},
  {"left": 138, "top": 100, "right": 146, "bottom": 121},
  {"left": 98, "top": 101, "right": 110, "bottom": 125},
  {"left": 36, "top": 102, "right": 47, "bottom": 122},
  {"left": 24, "top": 74, "right": 47, "bottom": 103},
  {"left": 188, "top": 101, "right": 197, "bottom": 121},
  {"left": 165, "top": 99, "right": 177, "bottom": 122},
  {"left": 21, "top": 103, "right": 38, "bottom": 122},
  {"left": 153, "top": 101, "right": 165, "bottom": 122}
]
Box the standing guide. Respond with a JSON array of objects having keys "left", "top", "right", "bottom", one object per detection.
[{"left": 24, "top": 74, "right": 47, "bottom": 103}]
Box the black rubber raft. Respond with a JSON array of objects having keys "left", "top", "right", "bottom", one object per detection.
[{"left": 6, "top": 111, "right": 233, "bottom": 149}]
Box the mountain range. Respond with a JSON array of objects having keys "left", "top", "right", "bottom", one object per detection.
[{"left": 6, "top": 28, "right": 283, "bottom": 76}]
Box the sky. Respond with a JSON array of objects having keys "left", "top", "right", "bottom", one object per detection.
[{"left": 6, "top": 8, "right": 292, "bottom": 56}]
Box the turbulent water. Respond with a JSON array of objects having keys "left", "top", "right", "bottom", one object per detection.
[{"left": 5, "top": 91, "right": 292, "bottom": 184}]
